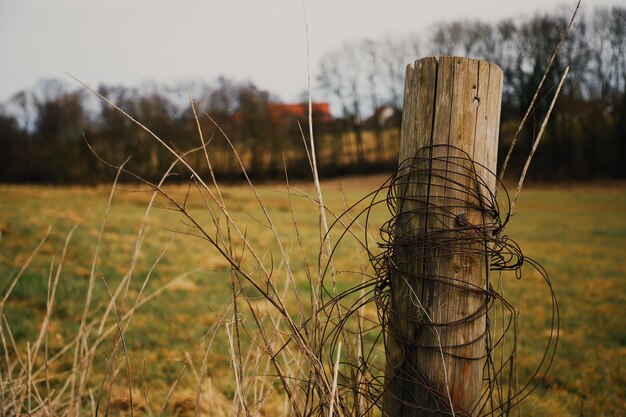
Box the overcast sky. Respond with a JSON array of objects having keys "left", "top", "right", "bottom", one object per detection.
[{"left": 0, "top": 0, "right": 621, "bottom": 105}]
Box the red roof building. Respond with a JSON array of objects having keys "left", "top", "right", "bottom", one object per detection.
[{"left": 268, "top": 102, "right": 333, "bottom": 124}]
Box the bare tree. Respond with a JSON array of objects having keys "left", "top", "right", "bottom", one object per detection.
[
  {"left": 237, "top": 83, "right": 273, "bottom": 176},
  {"left": 377, "top": 35, "right": 421, "bottom": 110},
  {"left": 429, "top": 20, "right": 496, "bottom": 60},
  {"left": 317, "top": 41, "right": 368, "bottom": 164},
  {"left": 590, "top": 6, "right": 626, "bottom": 98}
]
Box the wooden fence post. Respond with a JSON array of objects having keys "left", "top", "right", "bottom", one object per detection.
[{"left": 382, "top": 56, "right": 503, "bottom": 417}]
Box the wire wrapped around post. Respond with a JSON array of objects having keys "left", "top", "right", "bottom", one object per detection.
[
  {"left": 316, "top": 145, "right": 558, "bottom": 417},
  {"left": 315, "top": 53, "right": 559, "bottom": 417}
]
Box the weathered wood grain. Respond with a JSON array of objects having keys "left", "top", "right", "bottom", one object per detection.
[{"left": 383, "top": 56, "right": 503, "bottom": 417}]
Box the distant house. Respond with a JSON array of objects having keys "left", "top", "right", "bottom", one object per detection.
[
  {"left": 268, "top": 102, "right": 334, "bottom": 124},
  {"left": 364, "top": 105, "right": 402, "bottom": 130}
]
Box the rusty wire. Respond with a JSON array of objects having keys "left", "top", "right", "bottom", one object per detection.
[{"left": 315, "top": 144, "right": 559, "bottom": 416}]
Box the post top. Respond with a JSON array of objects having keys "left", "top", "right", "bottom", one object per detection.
[{"left": 409, "top": 56, "right": 503, "bottom": 74}]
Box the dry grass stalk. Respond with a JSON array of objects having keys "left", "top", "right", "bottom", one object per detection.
[
  {"left": 510, "top": 66, "right": 570, "bottom": 213},
  {"left": 498, "top": 0, "right": 581, "bottom": 183}
]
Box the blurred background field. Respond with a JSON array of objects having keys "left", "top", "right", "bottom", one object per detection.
[{"left": 0, "top": 178, "right": 624, "bottom": 416}]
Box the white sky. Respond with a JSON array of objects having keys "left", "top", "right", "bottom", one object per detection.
[{"left": 0, "top": 0, "right": 621, "bottom": 105}]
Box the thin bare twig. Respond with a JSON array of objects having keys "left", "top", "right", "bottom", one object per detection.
[
  {"left": 510, "top": 67, "right": 570, "bottom": 213},
  {"left": 498, "top": 0, "right": 581, "bottom": 183}
]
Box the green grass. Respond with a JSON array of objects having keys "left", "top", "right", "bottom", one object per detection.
[
  {"left": 0, "top": 179, "right": 624, "bottom": 416},
  {"left": 500, "top": 183, "right": 626, "bottom": 416}
]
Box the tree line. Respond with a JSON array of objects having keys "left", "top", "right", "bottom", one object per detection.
[{"left": 0, "top": 5, "right": 624, "bottom": 184}]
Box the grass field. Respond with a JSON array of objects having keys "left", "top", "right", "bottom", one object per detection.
[{"left": 0, "top": 177, "right": 624, "bottom": 416}]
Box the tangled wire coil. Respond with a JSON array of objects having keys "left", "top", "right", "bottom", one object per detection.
[{"left": 317, "top": 144, "right": 559, "bottom": 417}]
